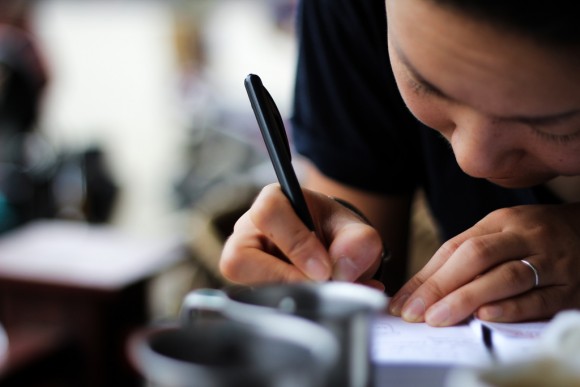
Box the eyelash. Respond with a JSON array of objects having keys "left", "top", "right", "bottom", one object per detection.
[
  {"left": 527, "top": 124, "right": 580, "bottom": 144},
  {"left": 408, "top": 77, "right": 449, "bottom": 102},
  {"left": 408, "top": 77, "right": 433, "bottom": 96},
  {"left": 406, "top": 71, "right": 580, "bottom": 144}
]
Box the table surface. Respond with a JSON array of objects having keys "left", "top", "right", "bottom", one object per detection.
[{"left": 0, "top": 220, "right": 185, "bottom": 290}]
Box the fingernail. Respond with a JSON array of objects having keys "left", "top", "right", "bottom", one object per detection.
[
  {"left": 389, "top": 293, "right": 409, "bottom": 316},
  {"left": 333, "top": 257, "right": 358, "bottom": 281},
  {"left": 402, "top": 298, "right": 425, "bottom": 322},
  {"left": 305, "top": 257, "right": 330, "bottom": 281},
  {"left": 478, "top": 305, "right": 503, "bottom": 320},
  {"left": 426, "top": 303, "right": 451, "bottom": 326}
]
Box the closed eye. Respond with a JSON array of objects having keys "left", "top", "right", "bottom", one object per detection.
[
  {"left": 407, "top": 72, "right": 449, "bottom": 101},
  {"left": 526, "top": 123, "right": 580, "bottom": 144}
]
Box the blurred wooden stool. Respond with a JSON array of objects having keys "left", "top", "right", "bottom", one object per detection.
[
  {"left": 0, "top": 324, "right": 80, "bottom": 386},
  {"left": 0, "top": 220, "right": 187, "bottom": 386}
]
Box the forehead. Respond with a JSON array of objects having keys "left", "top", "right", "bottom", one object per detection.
[{"left": 385, "top": 0, "right": 580, "bottom": 117}]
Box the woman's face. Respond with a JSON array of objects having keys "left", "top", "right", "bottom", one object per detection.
[{"left": 386, "top": 0, "right": 580, "bottom": 188}]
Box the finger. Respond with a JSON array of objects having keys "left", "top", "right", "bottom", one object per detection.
[
  {"left": 329, "top": 222, "right": 383, "bottom": 282},
  {"left": 390, "top": 216, "right": 511, "bottom": 313},
  {"left": 397, "top": 231, "right": 529, "bottom": 322},
  {"left": 390, "top": 230, "right": 524, "bottom": 315},
  {"left": 423, "top": 259, "right": 542, "bottom": 326},
  {"left": 221, "top": 243, "right": 309, "bottom": 284},
  {"left": 220, "top": 214, "right": 310, "bottom": 283},
  {"left": 389, "top": 230, "right": 485, "bottom": 314},
  {"left": 476, "top": 286, "right": 577, "bottom": 323},
  {"left": 250, "top": 184, "right": 332, "bottom": 281},
  {"left": 388, "top": 238, "right": 459, "bottom": 315}
]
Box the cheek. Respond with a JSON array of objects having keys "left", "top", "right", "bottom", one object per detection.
[{"left": 537, "top": 146, "right": 580, "bottom": 175}]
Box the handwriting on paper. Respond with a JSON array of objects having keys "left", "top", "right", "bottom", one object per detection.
[{"left": 372, "top": 314, "right": 491, "bottom": 366}]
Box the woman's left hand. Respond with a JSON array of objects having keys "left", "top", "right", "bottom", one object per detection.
[{"left": 388, "top": 203, "right": 580, "bottom": 326}]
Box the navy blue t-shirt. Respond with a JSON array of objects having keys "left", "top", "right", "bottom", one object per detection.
[{"left": 291, "top": 0, "right": 558, "bottom": 242}]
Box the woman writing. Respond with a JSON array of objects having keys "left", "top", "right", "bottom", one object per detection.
[{"left": 220, "top": 0, "right": 580, "bottom": 327}]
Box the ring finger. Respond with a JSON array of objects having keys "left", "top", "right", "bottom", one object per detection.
[
  {"left": 477, "top": 286, "right": 568, "bottom": 323},
  {"left": 425, "top": 258, "right": 545, "bottom": 326}
]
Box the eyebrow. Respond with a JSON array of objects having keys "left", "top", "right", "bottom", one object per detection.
[{"left": 392, "top": 41, "right": 580, "bottom": 124}]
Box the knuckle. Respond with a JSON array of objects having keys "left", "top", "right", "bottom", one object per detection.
[
  {"left": 352, "top": 223, "right": 383, "bottom": 258},
  {"left": 500, "top": 263, "right": 528, "bottom": 289},
  {"left": 367, "top": 227, "right": 384, "bottom": 255},
  {"left": 487, "top": 207, "right": 521, "bottom": 223},
  {"left": 450, "top": 287, "right": 477, "bottom": 311},
  {"left": 529, "top": 222, "right": 556, "bottom": 241},
  {"left": 406, "top": 266, "right": 435, "bottom": 290},
  {"left": 260, "top": 182, "right": 282, "bottom": 197},
  {"left": 286, "top": 228, "right": 318, "bottom": 260},
  {"left": 232, "top": 211, "right": 252, "bottom": 233},
  {"left": 404, "top": 276, "right": 427, "bottom": 291},
  {"left": 439, "top": 238, "right": 462, "bottom": 257},
  {"left": 279, "top": 267, "right": 305, "bottom": 283},
  {"left": 459, "top": 238, "right": 494, "bottom": 262},
  {"left": 501, "top": 299, "right": 524, "bottom": 320},
  {"left": 420, "top": 279, "right": 447, "bottom": 300},
  {"left": 219, "top": 243, "right": 244, "bottom": 281},
  {"left": 251, "top": 188, "right": 284, "bottom": 230}
]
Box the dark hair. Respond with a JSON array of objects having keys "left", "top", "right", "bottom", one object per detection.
[{"left": 429, "top": 1, "right": 580, "bottom": 46}]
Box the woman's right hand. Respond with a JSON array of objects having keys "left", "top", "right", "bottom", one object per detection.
[{"left": 219, "top": 183, "right": 385, "bottom": 289}]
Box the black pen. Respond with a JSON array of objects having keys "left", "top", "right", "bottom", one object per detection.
[
  {"left": 244, "top": 73, "right": 316, "bottom": 232},
  {"left": 245, "top": 74, "right": 389, "bottom": 283}
]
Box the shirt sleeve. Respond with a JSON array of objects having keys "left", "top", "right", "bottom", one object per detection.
[{"left": 291, "top": 0, "right": 423, "bottom": 194}]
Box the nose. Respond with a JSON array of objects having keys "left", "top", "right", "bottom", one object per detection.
[{"left": 448, "top": 110, "right": 525, "bottom": 179}]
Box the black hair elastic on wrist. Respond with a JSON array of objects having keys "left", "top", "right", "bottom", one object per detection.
[{"left": 331, "top": 197, "right": 390, "bottom": 282}]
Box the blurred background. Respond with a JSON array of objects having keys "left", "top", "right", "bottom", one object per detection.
[
  {"left": 0, "top": 0, "right": 298, "bottom": 385},
  {"left": 33, "top": 0, "right": 297, "bottom": 235}
]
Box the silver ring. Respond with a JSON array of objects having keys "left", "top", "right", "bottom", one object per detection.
[{"left": 520, "top": 259, "right": 539, "bottom": 288}]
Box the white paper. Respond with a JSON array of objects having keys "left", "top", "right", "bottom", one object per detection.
[
  {"left": 372, "top": 314, "right": 491, "bottom": 366},
  {"left": 475, "top": 318, "right": 547, "bottom": 339},
  {"left": 471, "top": 318, "right": 548, "bottom": 363},
  {"left": 372, "top": 313, "right": 552, "bottom": 367}
]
